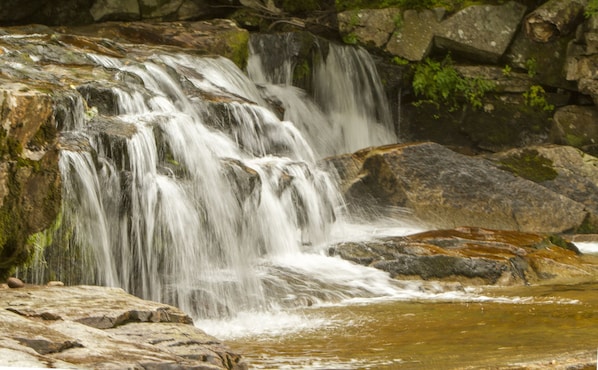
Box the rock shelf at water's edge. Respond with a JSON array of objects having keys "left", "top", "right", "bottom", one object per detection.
[{"left": 0, "top": 285, "right": 247, "bottom": 369}]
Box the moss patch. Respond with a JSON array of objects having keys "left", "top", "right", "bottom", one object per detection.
[
  {"left": 223, "top": 30, "right": 250, "bottom": 69},
  {"left": 498, "top": 149, "right": 558, "bottom": 183}
]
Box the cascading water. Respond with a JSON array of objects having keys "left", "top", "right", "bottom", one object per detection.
[
  {"left": 247, "top": 32, "right": 397, "bottom": 156},
  {"left": 18, "top": 32, "right": 416, "bottom": 322}
]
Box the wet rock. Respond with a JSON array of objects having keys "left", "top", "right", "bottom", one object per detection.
[
  {"left": 6, "top": 277, "right": 24, "bottom": 288},
  {"left": 0, "top": 86, "right": 62, "bottom": 280},
  {"left": 330, "top": 227, "right": 597, "bottom": 285},
  {"left": 435, "top": 1, "right": 527, "bottom": 63},
  {"left": 0, "top": 285, "right": 247, "bottom": 369}
]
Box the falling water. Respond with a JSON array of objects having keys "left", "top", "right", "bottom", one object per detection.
[{"left": 248, "top": 33, "right": 397, "bottom": 156}]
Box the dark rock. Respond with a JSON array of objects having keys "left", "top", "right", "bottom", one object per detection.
[
  {"left": 6, "top": 277, "right": 24, "bottom": 288},
  {"left": 552, "top": 105, "right": 598, "bottom": 155}
]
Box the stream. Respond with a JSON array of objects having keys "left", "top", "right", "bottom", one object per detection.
[{"left": 223, "top": 279, "right": 598, "bottom": 369}]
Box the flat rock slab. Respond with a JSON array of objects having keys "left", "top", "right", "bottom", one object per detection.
[
  {"left": 330, "top": 227, "right": 598, "bottom": 285},
  {"left": 0, "top": 285, "right": 247, "bottom": 369}
]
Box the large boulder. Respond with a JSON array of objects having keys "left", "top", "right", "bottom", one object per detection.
[
  {"left": 325, "top": 142, "right": 589, "bottom": 233},
  {"left": 551, "top": 105, "right": 598, "bottom": 155},
  {"left": 489, "top": 145, "right": 598, "bottom": 232},
  {"left": 337, "top": 8, "right": 401, "bottom": 49},
  {"left": 386, "top": 9, "right": 441, "bottom": 62},
  {"left": 0, "top": 285, "right": 247, "bottom": 369},
  {"left": 435, "top": 1, "right": 527, "bottom": 63},
  {"left": 565, "top": 14, "right": 598, "bottom": 105},
  {"left": 90, "top": 0, "right": 140, "bottom": 22},
  {"left": 329, "top": 227, "right": 598, "bottom": 285}
]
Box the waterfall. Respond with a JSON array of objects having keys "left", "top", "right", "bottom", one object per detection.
[
  {"left": 15, "top": 32, "right": 413, "bottom": 324},
  {"left": 247, "top": 33, "right": 397, "bottom": 156}
]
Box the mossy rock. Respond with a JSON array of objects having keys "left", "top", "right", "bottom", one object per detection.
[{"left": 497, "top": 149, "right": 558, "bottom": 183}]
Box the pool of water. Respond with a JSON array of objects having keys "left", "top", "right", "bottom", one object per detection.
[{"left": 226, "top": 282, "right": 598, "bottom": 369}]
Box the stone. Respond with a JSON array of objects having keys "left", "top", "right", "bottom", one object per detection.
[
  {"left": 435, "top": 1, "right": 527, "bottom": 63},
  {"left": 0, "top": 285, "right": 247, "bottom": 369},
  {"left": 337, "top": 8, "right": 401, "bottom": 49},
  {"left": 504, "top": 29, "right": 575, "bottom": 90},
  {"left": 489, "top": 145, "right": 598, "bottom": 232},
  {"left": 90, "top": 0, "right": 140, "bottom": 22},
  {"left": 6, "top": 277, "right": 24, "bottom": 288},
  {"left": 327, "top": 142, "right": 588, "bottom": 233},
  {"left": 139, "top": 0, "right": 184, "bottom": 19},
  {"left": 329, "top": 227, "right": 597, "bottom": 285},
  {"left": 551, "top": 105, "right": 598, "bottom": 154},
  {"left": 386, "top": 9, "right": 440, "bottom": 62}
]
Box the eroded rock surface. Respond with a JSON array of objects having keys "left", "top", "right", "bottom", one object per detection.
[{"left": 0, "top": 285, "right": 247, "bottom": 369}]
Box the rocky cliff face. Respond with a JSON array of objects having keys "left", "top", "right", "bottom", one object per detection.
[{"left": 0, "top": 86, "right": 63, "bottom": 280}]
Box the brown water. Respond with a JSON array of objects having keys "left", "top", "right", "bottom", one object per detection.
[{"left": 228, "top": 283, "right": 598, "bottom": 369}]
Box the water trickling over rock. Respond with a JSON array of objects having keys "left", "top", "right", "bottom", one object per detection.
[{"left": 12, "top": 26, "right": 404, "bottom": 321}]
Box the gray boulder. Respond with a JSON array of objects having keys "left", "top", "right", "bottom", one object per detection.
[
  {"left": 326, "top": 142, "right": 589, "bottom": 233},
  {"left": 435, "top": 1, "right": 527, "bottom": 62},
  {"left": 337, "top": 8, "right": 401, "bottom": 49},
  {"left": 386, "top": 9, "right": 441, "bottom": 61},
  {"left": 551, "top": 105, "right": 598, "bottom": 155},
  {"left": 489, "top": 144, "right": 598, "bottom": 231}
]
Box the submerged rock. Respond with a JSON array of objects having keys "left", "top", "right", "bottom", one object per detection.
[
  {"left": 0, "top": 285, "right": 247, "bottom": 369},
  {"left": 330, "top": 227, "right": 597, "bottom": 285}
]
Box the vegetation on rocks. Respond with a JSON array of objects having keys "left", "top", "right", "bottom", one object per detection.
[
  {"left": 412, "top": 55, "right": 495, "bottom": 110},
  {"left": 497, "top": 149, "right": 558, "bottom": 182}
]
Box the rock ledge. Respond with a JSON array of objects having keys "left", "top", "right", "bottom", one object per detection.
[{"left": 0, "top": 285, "right": 247, "bottom": 369}]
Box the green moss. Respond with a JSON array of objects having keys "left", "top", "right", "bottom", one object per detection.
[
  {"left": 224, "top": 30, "right": 250, "bottom": 69},
  {"left": 498, "top": 149, "right": 558, "bottom": 183},
  {"left": 564, "top": 133, "right": 586, "bottom": 148},
  {"left": 293, "top": 59, "right": 311, "bottom": 86}
]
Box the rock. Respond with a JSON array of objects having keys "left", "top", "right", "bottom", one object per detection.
[
  {"left": 565, "top": 14, "right": 598, "bottom": 105},
  {"left": 489, "top": 145, "right": 598, "bottom": 232},
  {"left": 386, "top": 9, "right": 441, "bottom": 62},
  {"left": 523, "top": 0, "right": 586, "bottom": 43},
  {"left": 46, "top": 281, "right": 64, "bottom": 287},
  {"left": 435, "top": 1, "right": 527, "bottom": 63},
  {"left": 551, "top": 105, "right": 598, "bottom": 155},
  {"left": 329, "top": 227, "right": 597, "bottom": 285},
  {"left": 504, "top": 28, "right": 575, "bottom": 90},
  {"left": 6, "top": 277, "right": 24, "bottom": 288},
  {"left": 338, "top": 8, "right": 401, "bottom": 49},
  {"left": 63, "top": 20, "right": 250, "bottom": 68},
  {"left": 0, "top": 86, "right": 62, "bottom": 280},
  {"left": 0, "top": 0, "right": 48, "bottom": 23},
  {"left": 0, "top": 285, "right": 247, "bottom": 369},
  {"left": 90, "top": 0, "right": 140, "bottom": 22},
  {"left": 139, "top": 0, "right": 184, "bottom": 19},
  {"left": 327, "top": 142, "right": 588, "bottom": 233}
]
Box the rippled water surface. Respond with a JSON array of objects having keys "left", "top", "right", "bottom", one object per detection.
[{"left": 226, "top": 281, "right": 598, "bottom": 369}]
